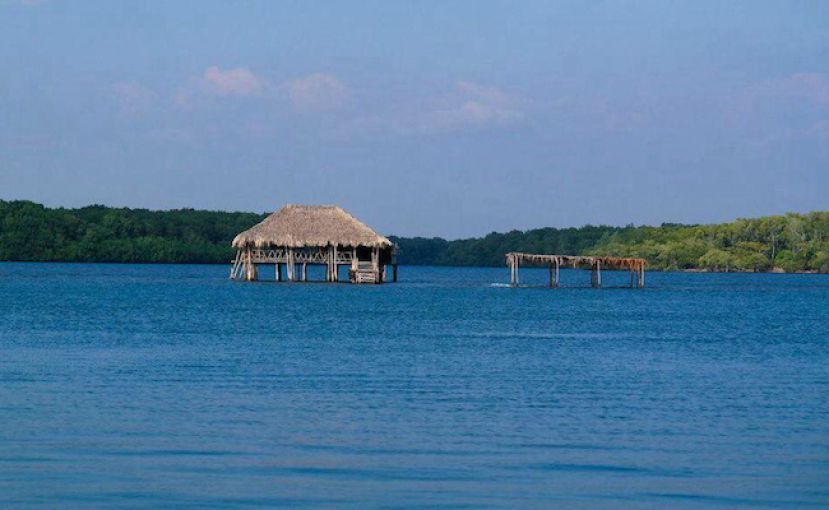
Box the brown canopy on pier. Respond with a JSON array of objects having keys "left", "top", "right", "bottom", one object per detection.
[
  {"left": 506, "top": 252, "right": 646, "bottom": 271},
  {"left": 506, "top": 252, "right": 646, "bottom": 288},
  {"left": 232, "top": 204, "right": 392, "bottom": 249}
]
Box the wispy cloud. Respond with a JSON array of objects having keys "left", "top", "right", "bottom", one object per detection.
[
  {"left": 285, "top": 73, "right": 349, "bottom": 112},
  {"left": 420, "top": 81, "right": 523, "bottom": 131},
  {"left": 174, "top": 66, "right": 265, "bottom": 107},
  {"left": 348, "top": 81, "right": 524, "bottom": 136},
  {"left": 202, "top": 66, "right": 263, "bottom": 96}
]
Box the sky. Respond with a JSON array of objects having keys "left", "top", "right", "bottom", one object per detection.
[{"left": 1, "top": 0, "right": 828, "bottom": 238}]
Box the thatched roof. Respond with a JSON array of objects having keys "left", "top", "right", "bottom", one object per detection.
[{"left": 232, "top": 204, "right": 392, "bottom": 249}]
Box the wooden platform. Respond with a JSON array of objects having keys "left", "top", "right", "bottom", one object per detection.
[
  {"left": 229, "top": 247, "right": 396, "bottom": 284},
  {"left": 506, "top": 252, "right": 646, "bottom": 288}
]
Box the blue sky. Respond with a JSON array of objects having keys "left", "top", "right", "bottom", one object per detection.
[{"left": 1, "top": 0, "right": 827, "bottom": 237}]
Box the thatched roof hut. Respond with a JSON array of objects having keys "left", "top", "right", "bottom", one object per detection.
[
  {"left": 230, "top": 205, "right": 396, "bottom": 284},
  {"left": 232, "top": 204, "right": 391, "bottom": 249}
]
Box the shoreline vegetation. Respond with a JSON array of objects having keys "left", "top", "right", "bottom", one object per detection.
[{"left": 1, "top": 200, "right": 828, "bottom": 273}]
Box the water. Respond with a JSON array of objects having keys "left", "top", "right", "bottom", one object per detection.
[{"left": 1, "top": 263, "right": 827, "bottom": 509}]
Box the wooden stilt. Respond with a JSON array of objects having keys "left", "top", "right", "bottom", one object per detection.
[
  {"left": 555, "top": 258, "right": 560, "bottom": 288},
  {"left": 392, "top": 264, "right": 398, "bottom": 282},
  {"left": 509, "top": 255, "right": 515, "bottom": 286},
  {"left": 597, "top": 260, "right": 602, "bottom": 288},
  {"left": 230, "top": 250, "right": 241, "bottom": 279},
  {"left": 276, "top": 263, "right": 282, "bottom": 282},
  {"left": 287, "top": 248, "right": 294, "bottom": 281},
  {"left": 244, "top": 248, "right": 252, "bottom": 281},
  {"left": 326, "top": 246, "right": 333, "bottom": 282}
]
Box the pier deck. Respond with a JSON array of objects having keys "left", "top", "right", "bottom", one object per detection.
[{"left": 506, "top": 252, "right": 646, "bottom": 288}]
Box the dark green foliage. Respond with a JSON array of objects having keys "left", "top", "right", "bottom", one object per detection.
[
  {"left": 1, "top": 200, "right": 827, "bottom": 272},
  {"left": 0, "top": 200, "right": 266, "bottom": 264},
  {"left": 395, "top": 212, "right": 829, "bottom": 272},
  {"left": 393, "top": 225, "right": 624, "bottom": 267},
  {"left": 585, "top": 213, "right": 829, "bottom": 272}
]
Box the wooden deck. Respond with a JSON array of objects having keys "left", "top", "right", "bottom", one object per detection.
[
  {"left": 506, "top": 252, "right": 646, "bottom": 288},
  {"left": 230, "top": 246, "right": 396, "bottom": 284}
]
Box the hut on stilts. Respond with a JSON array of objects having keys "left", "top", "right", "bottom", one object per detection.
[
  {"left": 506, "top": 252, "right": 646, "bottom": 288},
  {"left": 230, "top": 205, "right": 397, "bottom": 284}
]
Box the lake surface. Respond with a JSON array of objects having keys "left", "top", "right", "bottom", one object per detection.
[{"left": 0, "top": 263, "right": 827, "bottom": 509}]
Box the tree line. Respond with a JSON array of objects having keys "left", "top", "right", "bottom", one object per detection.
[
  {"left": 1, "top": 200, "right": 827, "bottom": 272},
  {"left": 392, "top": 213, "right": 829, "bottom": 272},
  {"left": 0, "top": 200, "right": 265, "bottom": 263}
]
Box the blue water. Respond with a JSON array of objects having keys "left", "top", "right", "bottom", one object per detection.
[{"left": 1, "top": 263, "right": 827, "bottom": 509}]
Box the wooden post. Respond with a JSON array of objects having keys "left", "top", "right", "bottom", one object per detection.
[
  {"left": 509, "top": 255, "right": 514, "bottom": 286},
  {"left": 630, "top": 269, "right": 635, "bottom": 288},
  {"left": 392, "top": 264, "right": 398, "bottom": 282},
  {"left": 276, "top": 263, "right": 283, "bottom": 282},
  {"left": 510, "top": 255, "right": 518, "bottom": 286},
  {"left": 549, "top": 263, "right": 554, "bottom": 287},
  {"left": 590, "top": 262, "right": 597, "bottom": 288},
  {"left": 371, "top": 247, "right": 379, "bottom": 283},
  {"left": 230, "top": 250, "right": 241, "bottom": 279},
  {"left": 326, "top": 246, "right": 333, "bottom": 282},
  {"left": 639, "top": 265, "right": 645, "bottom": 288},
  {"left": 301, "top": 262, "right": 307, "bottom": 282},
  {"left": 555, "top": 258, "right": 560, "bottom": 288},
  {"left": 333, "top": 246, "right": 339, "bottom": 282},
  {"left": 287, "top": 248, "right": 294, "bottom": 281},
  {"left": 597, "top": 260, "right": 602, "bottom": 288}
]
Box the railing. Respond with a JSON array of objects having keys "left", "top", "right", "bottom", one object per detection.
[{"left": 245, "top": 247, "right": 356, "bottom": 265}]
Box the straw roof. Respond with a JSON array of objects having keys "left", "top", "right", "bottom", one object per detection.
[{"left": 232, "top": 204, "right": 392, "bottom": 249}]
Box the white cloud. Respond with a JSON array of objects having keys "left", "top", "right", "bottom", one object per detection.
[
  {"left": 202, "top": 66, "right": 263, "bottom": 96},
  {"left": 334, "top": 81, "right": 525, "bottom": 139},
  {"left": 172, "top": 66, "right": 265, "bottom": 108},
  {"left": 419, "top": 81, "right": 523, "bottom": 131},
  {"left": 285, "top": 73, "right": 349, "bottom": 112}
]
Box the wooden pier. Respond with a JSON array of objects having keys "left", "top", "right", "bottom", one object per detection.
[{"left": 506, "top": 252, "right": 646, "bottom": 288}]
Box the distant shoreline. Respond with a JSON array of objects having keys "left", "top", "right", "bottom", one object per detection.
[
  {"left": 1, "top": 259, "right": 827, "bottom": 276},
  {"left": 1, "top": 200, "right": 828, "bottom": 274}
]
